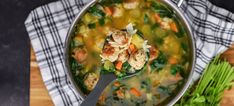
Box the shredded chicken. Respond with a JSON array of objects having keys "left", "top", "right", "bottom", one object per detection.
[{"left": 128, "top": 49, "right": 147, "bottom": 70}]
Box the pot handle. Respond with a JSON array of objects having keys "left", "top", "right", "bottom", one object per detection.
[{"left": 177, "top": 0, "right": 184, "bottom": 7}]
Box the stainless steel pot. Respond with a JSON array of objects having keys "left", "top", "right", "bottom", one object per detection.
[{"left": 64, "top": 0, "right": 196, "bottom": 105}]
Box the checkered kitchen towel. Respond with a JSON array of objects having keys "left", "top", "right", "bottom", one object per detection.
[{"left": 25, "top": 0, "right": 234, "bottom": 105}]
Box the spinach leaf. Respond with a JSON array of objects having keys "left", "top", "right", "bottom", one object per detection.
[
  {"left": 150, "top": 51, "right": 167, "bottom": 72},
  {"left": 171, "top": 64, "right": 185, "bottom": 77},
  {"left": 144, "top": 14, "right": 150, "bottom": 24},
  {"left": 181, "top": 42, "right": 188, "bottom": 52},
  {"left": 101, "top": 0, "right": 123, "bottom": 6},
  {"left": 157, "top": 86, "right": 172, "bottom": 95},
  {"left": 88, "top": 23, "right": 96, "bottom": 29},
  {"left": 70, "top": 58, "right": 84, "bottom": 72},
  {"left": 98, "top": 18, "right": 105, "bottom": 26},
  {"left": 151, "top": 23, "right": 160, "bottom": 30},
  {"left": 173, "top": 17, "right": 185, "bottom": 38},
  {"left": 88, "top": 5, "right": 105, "bottom": 17},
  {"left": 151, "top": 1, "right": 173, "bottom": 18},
  {"left": 141, "top": 78, "right": 151, "bottom": 92}
]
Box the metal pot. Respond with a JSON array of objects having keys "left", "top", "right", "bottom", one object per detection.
[{"left": 64, "top": 0, "right": 196, "bottom": 105}]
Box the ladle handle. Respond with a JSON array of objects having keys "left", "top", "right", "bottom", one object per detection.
[{"left": 80, "top": 73, "right": 116, "bottom": 106}]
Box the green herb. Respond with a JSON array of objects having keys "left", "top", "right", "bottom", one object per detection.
[
  {"left": 144, "top": 14, "right": 150, "bottom": 24},
  {"left": 103, "top": 60, "right": 115, "bottom": 72},
  {"left": 173, "top": 17, "right": 185, "bottom": 38},
  {"left": 157, "top": 86, "right": 172, "bottom": 95},
  {"left": 99, "top": 18, "right": 105, "bottom": 26},
  {"left": 88, "top": 5, "right": 105, "bottom": 17},
  {"left": 181, "top": 42, "right": 188, "bottom": 52},
  {"left": 141, "top": 78, "right": 151, "bottom": 92},
  {"left": 151, "top": 1, "right": 173, "bottom": 18},
  {"left": 101, "top": 0, "right": 123, "bottom": 6},
  {"left": 88, "top": 23, "right": 96, "bottom": 29},
  {"left": 151, "top": 23, "right": 160, "bottom": 30},
  {"left": 122, "top": 62, "right": 131, "bottom": 71},
  {"left": 170, "top": 65, "right": 184, "bottom": 76},
  {"left": 176, "top": 55, "right": 234, "bottom": 106},
  {"left": 150, "top": 51, "right": 167, "bottom": 72}
]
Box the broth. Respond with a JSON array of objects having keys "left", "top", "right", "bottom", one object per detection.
[{"left": 69, "top": 0, "right": 191, "bottom": 105}]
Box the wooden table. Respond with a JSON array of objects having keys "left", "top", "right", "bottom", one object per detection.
[{"left": 30, "top": 46, "right": 234, "bottom": 106}]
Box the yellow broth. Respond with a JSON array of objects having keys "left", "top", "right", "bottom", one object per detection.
[{"left": 69, "top": 0, "right": 191, "bottom": 105}]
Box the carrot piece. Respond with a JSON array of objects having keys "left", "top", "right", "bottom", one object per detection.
[
  {"left": 113, "top": 81, "right": 120, "bottom": 87},
  {"left": 130, "top": 88, "right": 141, "bottom": 97},
  {"left": 104, "top": 6, "right": 113, "bottom": 16},
  {"left": 116, "top": 89, "right": 125, "bottom": 99},
  {"left": 129, "top": 43, "right": 137, "bottom": 53},
  {"left": 168, "top": 56, "right": 178, "bottom": 65},
  {"left": 115, "top": 61, "right": 123, "bottom": 70},
  {"left": 154, "top": 13, "right": 161, "bottom": 23},
  {"left": 170, "top": 22, "right": 178, "bottom": 33}
]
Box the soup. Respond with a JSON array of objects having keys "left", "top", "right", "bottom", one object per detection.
[{"left": 69, "top": 0, "right": 191, "bottom": 105}]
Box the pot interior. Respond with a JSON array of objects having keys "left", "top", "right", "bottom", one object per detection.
[{"left": 65, "top": 0, "right": 195, "bottom": 105}]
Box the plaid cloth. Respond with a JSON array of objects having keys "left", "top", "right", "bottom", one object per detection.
[{"left": 25, "top": 0, "right": 234, "bottom": 105}]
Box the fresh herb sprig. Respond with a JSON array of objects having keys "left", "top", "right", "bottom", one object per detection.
[{"left": 175, "top": 55, "right": 234, "bottom": 106}]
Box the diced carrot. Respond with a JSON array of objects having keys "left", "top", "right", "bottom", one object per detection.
[
  {"left": 170, "top": 22, "right": 178, "bottom": 33},
  {"left": 113, "top": 81, "right": 120, "bottom": 87},
  {"left": 115, "top": 61, "right": 123, "bottom": 70},
  {"left": 116, "top": 89, "right": 125, "bottom": 99},
  {"left": 130, "top": 88, "right": 141, "bottom": 97},
  {"left": 129, "top": 43, "right": 137, "bottom": 53},
  {"left": 168, "top": 56, "right": 178, "bottom": 65},
  {"left": 149, "top": 46, "right": 159, "bottom": 60},
  {"left": 154, "top": 13, "right": 161, "bottom": 23},
  {"left": 104, "top": 6, "right": 113, "bottom": 16}
]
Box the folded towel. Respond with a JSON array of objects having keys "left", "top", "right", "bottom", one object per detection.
[{"left": 25, "top": 0, "right": 234, "bottom": 105}]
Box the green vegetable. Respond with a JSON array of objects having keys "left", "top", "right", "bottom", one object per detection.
[
  {"left": 170, "top": 65, "right": 184, "bottom": 76},
  {"left": 99, "top": 18, "right": 105, "bottom": 26},
  {"left": 122, "top": 62, "right": 131, "bottom": 71},
  {"left": 176, "top": 55, "right": 234, "bottom": 106},
  {"left": 88, "top": 5, "right": 105, "bottom": 17},
  {"left": 154, "top": 37, "right": 164, "bottom": 45},
  {"left": 151, "top": 1, "right": 173, "bottom": 18},
  {"left": 151, "top": 23, "right": 160, "bottom": 30},
  {"left": 131, "top": 34, "right": 145, "bottom": 49},
  {"left": 181, "top": 42, "right": 188, "bottom": 52},
  {"left": 157, "top": 86, "right": 172, "bottom": 95},
  {"left": 173, "top": 17, "right": 185, "bottom": 38},
  {"left": 104, "top": 60, "right": 115, "bottom": 72},
  {"left": 101, "top": 0, "right": 123, "bottom": 6},
  {"left": 141, "top": 78, "right": 151, "bottom": 92},
  {"left": 144, "top": 14, "right": 150, "bottom": 24},
  {"left": 150, "top": 51, "right": 167, "bottom": 72},
  {"left": 88, "top": 23, "right": 96, "bottom": 29}
]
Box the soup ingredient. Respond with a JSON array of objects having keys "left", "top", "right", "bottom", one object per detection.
[
  {"left": 175, "top": 55, "right": 234, "bottom": 106},
  {"left": 130, "top": 88, "right": 141, "bottom": 97},
  {"left": 150, "top": 51, "right": 167, "bottom": 72},
  {"left": 112, "top": 5, "right": 124, "bottom": 18},
  {"left": 128, "top": 49, "right": 147, "bottom": 70},
  {"left": 84, "top": 73, "right": 99, "bottom": 91},
  {"left": 123, "top": 0, "right": 139, "bottom": 9},
  {"left": 100, "top": 23, "right": 150, "bottom": 78},
  {"left": 72, "top": 48, "right": 88, "bottom": 63},
  {"left": 70, "top": 0, "right": 190, "bottom": 105}
]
